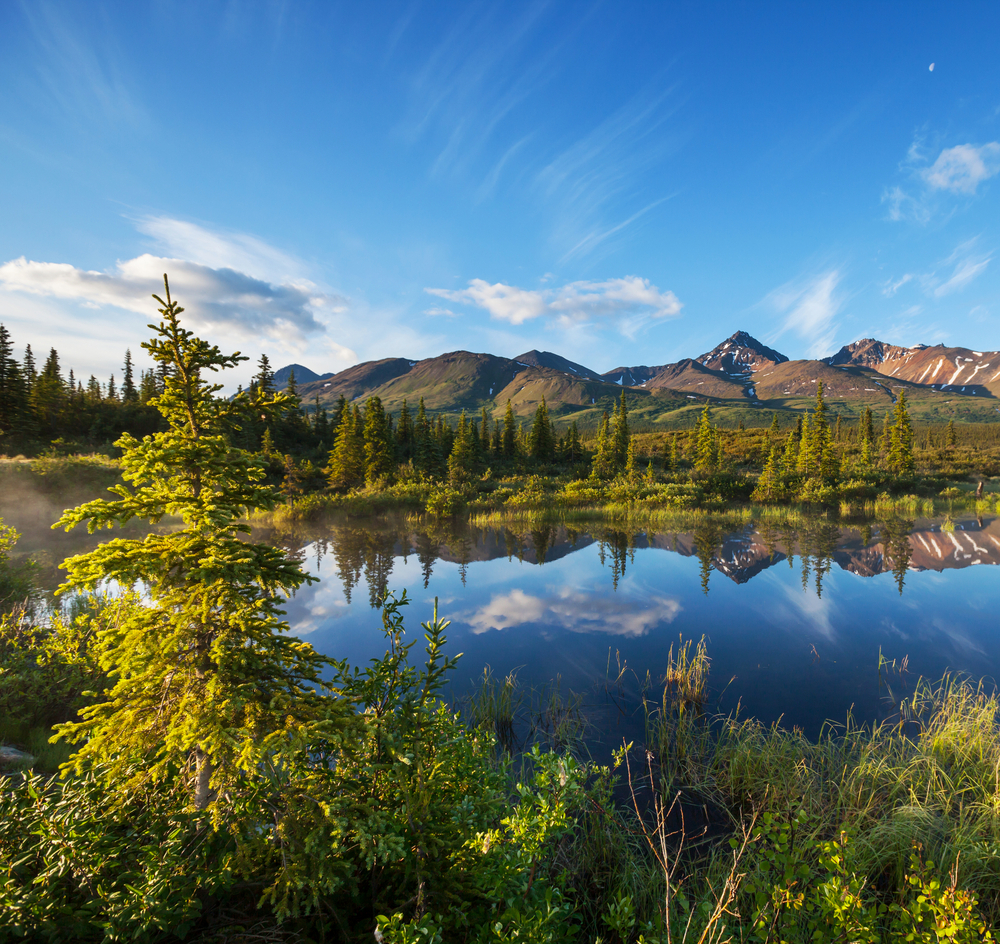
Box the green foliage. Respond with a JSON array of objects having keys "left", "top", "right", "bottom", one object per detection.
[{"left": 52, "top": 277, "right": 355, "bottom": 828}]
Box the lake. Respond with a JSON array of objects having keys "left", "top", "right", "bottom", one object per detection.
[
  {"left": 7, "top": 494, "right": 999, "bottom": 755},
  {"left": 251, "top": 512, "right": 1000, "bottom": 752}
]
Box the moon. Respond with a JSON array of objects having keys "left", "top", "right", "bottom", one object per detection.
[{"left": 929, "top": 62, "right": 935, "bottom": 71}]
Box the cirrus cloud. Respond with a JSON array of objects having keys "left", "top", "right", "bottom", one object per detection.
[{"left": 425, "top": 275, "right": 682, "bottom": 330}]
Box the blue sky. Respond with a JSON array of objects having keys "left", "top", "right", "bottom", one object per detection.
[{"left": 2, "top": 1, "right": 999, "bottom": 387}]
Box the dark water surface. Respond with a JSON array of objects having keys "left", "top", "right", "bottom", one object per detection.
[{"left": 254, "top": 514, "right": 1000, "bottom": 750}]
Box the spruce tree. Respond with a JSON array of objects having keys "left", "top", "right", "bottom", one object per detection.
[
  {"left": 54, "top": 275, "right": 352, "bottom": 815},
  {"left": 447, "top": 411, "right": 476, "bottom": 486},
  {"left": 501, "top": 400, "right": 516, "bottom": 458},
  {"left": 22, "top": 344, "right": 36, "bottom": 393},
  {"left": 327, "top": 404, "right": 365, "bottom": 489},
  {"left": 591, "top": 411, "right": 614, "bottom": 479},
  {"left": 751, "top": 446, "right": 781, "bottom": 501},
  {"left": 362, "top": 396, "right": 394, "bottom": 485},
  {"left": 479, "top": 406, "right": 491, "bottom": 458},
  {"left": 946, "top": 419, "right": 957, "bottom": 448},
  {"left": 694, "top": 406, "right": 716, "bottom": 472},
  {"left": 122, "top": 349, "right": 137, "bottom": 402},
  {"left": 887, "top": 390, "right": 915, "bottom": 476},
  {"left": 396, "top": 399, "right": 414, "bottom": 459},
  {"left": 611, "top": 389, "right": 631, "bottom": 471},
  {"left": 528, "top": 397, "right": 555, "bottom": 463},
  {"left": 0, "top": 324, "right": 27, "bottom": 439},
  {"left": 769, "top": 413, "right": 779, "bottom": 436}
]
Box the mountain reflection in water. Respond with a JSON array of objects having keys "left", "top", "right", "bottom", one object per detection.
[
  {"left": 253, "top": 514, "right": 1000, "bottom": 604},
  {"left": 250, "top": 513, "right": 1000, "bottom": 746}
]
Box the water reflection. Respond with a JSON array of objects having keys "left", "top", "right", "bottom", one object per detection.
[{"left": 252, "top": 514, "right": 1000, "bottom": 608}]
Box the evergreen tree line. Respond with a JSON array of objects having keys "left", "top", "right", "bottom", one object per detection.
[{"left": 0, "top": 324, "right": 163, "bottom": 451}]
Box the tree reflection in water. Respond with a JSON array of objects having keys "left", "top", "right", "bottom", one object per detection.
[{"left": 250, "top": 512, "right": 989, "bottom": 608}]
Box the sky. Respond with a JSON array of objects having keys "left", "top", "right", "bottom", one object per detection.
[{"left": 2, "top": 1, "right": 999, "bottom": 388}]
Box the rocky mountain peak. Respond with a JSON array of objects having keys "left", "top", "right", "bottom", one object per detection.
[{"left": 695, "top": 331, "right": 788, "bottom": 375}]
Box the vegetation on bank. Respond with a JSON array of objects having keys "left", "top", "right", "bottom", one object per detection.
[{"left": 1, "top": 280, "right": 1000, "bottom": 941}]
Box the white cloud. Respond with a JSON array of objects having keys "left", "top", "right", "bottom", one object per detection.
[
  {"left": 885, "top": 141, "right": 1000, "bottom": 224},
  {"left": 0, "top": 254, "right": 345, "bottom": 345},
  {"left": 881, "top": 186, "right": 931, "bottom": 225},
  {"left": 425, "top": 275, "right": 682, "bottom": 329},
  {"left": 882, "top": 273, "right": 913, "bottom": 297},
  {"left": 922, "top": 143, "right": 1000, "bottom": 194},
  {"left": 932, "top": 256, "right": 991, "bottom": 297},
  {"left": 765, "top": 269, "right": 842, "bottom": 359},
  {"left": 423, "top": 306, "right": 459, "bottom": 317},
  {"left": 920, "top": 239, "right": 992, "bottom": 298},
  {"left": 465, "top": 586, "right": 681, "bottom": 637}
]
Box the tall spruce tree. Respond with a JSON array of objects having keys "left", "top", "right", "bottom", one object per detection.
[
  {"left": 327, "top": 404, "right": 365, "bottom": 489},
  {"left": 447, "top": 411, "right": 476, "bottom": 486},
  {"left": 528, "top": 396, "right": 554, "bottom": 463},
  {"left": 887, "top": 390, "right": 915, "bottom": 476},
  {"left": 122, "top": 349, "right": 137, "bottom": 402},
  {"left": 694, "top": 406, "right": 716, "bottom": 472},
  {"left": 54, "top": 275, "right": 352, "bottom": 817},
  {"left": 501, "top": 400, "right": 516, "bottom": 458},
  {"left": 362, "top": 396, "right": 394, "bottom": 485}
]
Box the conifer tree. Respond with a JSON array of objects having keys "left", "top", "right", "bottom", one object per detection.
[
  {"left": 107, "top": 374, "right": 118, "bottom": 401},
  {"left": 501, "top": 400, "right": 516, "bottom": 458},
  {"left": 769, "top": 413, "right": 779, "bottom": 436},
  {"left": 122, "top": 349, "right": 137, "bottom": 402},
  {"left": 563, "top": 420, "right": 582, "bottom": 462},
  {"left": 253, "top": 354, "right": 275, "bottom": 395},
  {"left": 54, "top": 275, "right": 352, "bottom": 815},
  {"left": 479, "top": 406, "right": 491, "bottom": 458},
  {"left": 22, "top": 344, "right": 36, "bottom": 393},
  {"left": 611, "top": 389, "right": 631, "bottom": 471},
  {"left": 31, "top": 347, "right": 65, "bottom": 435},
  {"left": 395, "top": 399, "right": 414, "bottom": 458},
  {"left": 946, "top": 419, "right": 957, "bottom": 448},
  {"left": 327, "top": 404, "right": 365, "bottom": 489},
  {"left": 0, "top": 324, "right": 27, "bottom": 439},
  {"left": 528, "top": 396, "right": 555, "bottom": 463},
  {"left": 797, "top": 412, "right": 814, "bottom": 475},
  {"left": 780, "top": 432, "right": 798, "bottom": 477},
  {"left": 751, "top": 446, "right": 781, "bottom": 501},
  {"left": 887, "top": 390, "right": 915, "bottom": 476},
  {"left": 694, "top": 406, "right": 716, "bottom": 472},
  {"left": 447, "top": 411, "right": 476, "bottom": 486},
  {"left": 362, "top": 396, "right": 394, "bottom": 485},
  {"left": 591, "top": 411, "right": 614, "bottom": 479}
]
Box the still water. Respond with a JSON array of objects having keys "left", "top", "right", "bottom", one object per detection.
[
  {"left": 8, "top": 495, "right": 999, "bottom": 750},
  {"left": 253, "top": 514, "right": 1000, "bottom": 747}
]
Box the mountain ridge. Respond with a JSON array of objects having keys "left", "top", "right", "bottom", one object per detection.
[{"left": 279, "top": 330, "right": 1000, "bottom": 425}]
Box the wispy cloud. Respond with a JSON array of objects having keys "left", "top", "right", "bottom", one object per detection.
[
  {"left": 18, "top": 1, "right": 148, "bottom": 131},
  {"left": 884, "top": 140, "right": 1000, "bottom": 223},
  {"left": 764, "top": 270, "right": 842, "bottom": 359},
  {"left": 921, "top": 239, "right": 993, "bottom": 297},
  {"left": 425, "top": 275, "right": 682, "bottom": 331},
  {"left": 882, "top": 273, "right": 913, "bottom": 297},
  {"left": 135, "top": 216, "right": 309, "bottom": 285},
  {"left": 922, "top": 143, "right": 1000, "bottom": 194}
]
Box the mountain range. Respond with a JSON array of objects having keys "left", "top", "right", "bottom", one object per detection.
[{"left": 278, "top": 332, "right": 1000, "bottom": 428}]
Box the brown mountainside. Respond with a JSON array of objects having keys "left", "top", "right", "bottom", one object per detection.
[{"left": 828, "top": 341, "right": 1000, "bottom": 397}]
